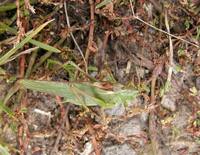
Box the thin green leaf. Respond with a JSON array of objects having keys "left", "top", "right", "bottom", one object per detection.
[
  {"left": 0, "top": 22, "right": 60, "bottom": 53},
  {"left": 47, "top": 59, "right": 97, "bottom": 81},
  {"left": 0, "top": 2, "right": 19, "bottom": 12},
  {"left": 0, "top": 0, "right": 36, "bottom": 12},
  {"left": 0, "top": 19, "right": 54, "bottom": 66},
  {"left": 0, "top": 100, "right": 14, "bottom": 118},
  {"left": 0, "top": 144, "right": 10, "bottom": 155},
  {"left": 47, "top": 59, "right": 77, "bottom": 80},
  {"left": 19, "top": 80, "right": 138, "bottom": 108},
  {"left": 0, "top": 22, "right": 17, "bottom": 34},
  {"left": 0, "top": 67, "right": 6, "bottom": 75},
  {"left": 67, "top": 61, "right": 97, "bottom": 81},
  {"left": 3, "top": 83, "right": 21, "bottom": 105},
  {"left": 29, "top": 39, "right": 61, "bottom": 53},
  {"left": 96, "top": 0, "right": 112, "bottom": 9}
]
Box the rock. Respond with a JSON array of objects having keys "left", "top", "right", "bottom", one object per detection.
[
  {"left": 0, "top": 79, "right": 7, "bottom": 100},
  {"left": 161, "top": 95, "right": 176, "bottom": 112},
  {"left": 113, "top": 118, "right": 147, "bottom": 146},
  {"left": 102, "top": 144, "right": 137, "bottom": 155},
  {"left": 2, "top": 126, "right": 16, "bottom": 143},
  {"left": 116, "top": 119, "right": 142, "bottom": 136},
  {"left": 104, "top": 103, "right": 125, "bottom": 116},
  {"left": 195, "top": 76, "right": 200, "bottom": 90},
  {"left": 80, "top": 142, "right": 93, "bottom": 155},
  {"left": 172, "top": 105, "right": 191, "bottom": 128}
]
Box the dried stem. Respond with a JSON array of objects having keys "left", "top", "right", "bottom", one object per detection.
[
  {"left": 129, "top": 0, "right": 200, "bottom": 48},
  {"left": 129, "top": 1, "right": 171, "bottom": 154},
  {"left": 63, "top": 1, "right": 87, "bottom": 70},
  {"left": 164, "top": 10, "right": 173, "bottom": 85},
  {"left": 85, "top": 0, "right": 95, "bottom": 73}
]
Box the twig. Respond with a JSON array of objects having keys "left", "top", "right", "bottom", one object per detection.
[
  {"left": 50, "top": 97, "right": 70, "bottom": 155},
  {"left": 96, "top": 31, "right": 111, "bottom": 72},
  {"left": 149, "top": 61, "right": 172, "bottom": 155},
  {"left": 129, "top": 0, "right": 200, "bottom": 48},
  {"left": 151, "top": 62, "right": 164, "bottom": 103},
  {"left": 129, "top": 1, "right": 171, "bottom": 154},
  {"left": 85, "top": 0, "right": 95, "bottom": 73},
  {"left": 16, "top": 0, "right": 25, "bottom": 44},
  {"left": 18, "top": 125, "right": 24, "bottom": 155},
  {"left": 160, "top": 11, "right": 175, "bottom": 108},
  {"left": 24, "top": 0, "right": 35, "bottom": 13},
  {"left": 16, "top": 0, "right": 26, "bottom": 78},
  {"left": 18, "top": 94, "right": 30, "bottom": 155},
  {"left": 19, "top": 55, "right": 25, "bottom": 78},
  {"left": 16, "top": 4, "right": 30, "bottom": 153},
  {"left": 164, "top": 10, "right": 173, "bottom": 86},
  {"left": 88, "top": 123, "right": 101, "bottom": 155},
  {"left": 63, "top": 1, "right": 87, "bottom": 70},
  {"left": 6, "top": 47, "right": 39, "bottom": 63}
]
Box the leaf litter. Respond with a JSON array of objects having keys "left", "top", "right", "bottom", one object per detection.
[{"left": 0, "top": 0, "right": 200, "bottom": 154}]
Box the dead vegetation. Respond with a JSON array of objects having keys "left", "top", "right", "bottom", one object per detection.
[{"left": 0, "top": 0, "right": 200, "bottom": 154}]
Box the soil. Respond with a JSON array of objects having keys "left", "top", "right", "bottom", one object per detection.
[{"left": 0, "top": 0, "right": 200, "bottom": 155}]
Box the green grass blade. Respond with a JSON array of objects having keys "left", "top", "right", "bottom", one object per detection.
[
  {"left": 0, "top": 22, "right": 17, "bottom": 34},
  {"left": 0, "top": 67, "right": 6, "bottom": 75},
  {"left": 0, "top": 19, "right": 54, "bottom": 66},
  {"left": 29, "top": 39, "right": 61, "bottom": 53},
  {"left": 46, "top": 59, "right": 97, "bottom": 81},
  {"left": 0, "top": 22, "right": 61, "bottom": 53},
  {"left": 0, "top": 2, "right": 19, "bottom": 12},
  {"left": 3, "top": 83, "right": 21, "bottom": 105},
  {"left": 0, "top": 100, "right": 14, "bottom": 118},
  {"left": 0, "top": 0, "right": 36, "bottom": 12},
  {"left": 96, "top": 0, "right": 112, "bottom": 9},
  {"left": 67, "top": 61, "right": 97, "bottom": 81},
  {"left": 0, "top": 144, "right": 10, "bottom": 155},
  {"left": 19, "top": 80, "right": 138, "bottom": 108}
]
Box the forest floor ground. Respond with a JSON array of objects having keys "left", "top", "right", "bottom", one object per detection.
[{"left": 0, "top": 0, "right": 200, "bottom": 154}]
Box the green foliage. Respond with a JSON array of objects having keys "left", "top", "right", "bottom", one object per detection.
[
  {"left": 47, "top": 59, "right": 77, "bottom": 81},
  {"left": 160, "top": 81, "right": 171, "bottom": 97},
  {"left": 47, "top": 59, "right": 97, "bottom": 81},
  {"left": 0, "top": 19, "right": 55, "bottom": 66},
  {"left": 0, "top": 1, "right": 21, "bottom": 12},
  {"left": 0, "top": 100, "right": 14, "bottom": 118},
  {"left": 189, "top": 86, "right": 198, "bottom": 96},
  {"left": 196, "top": 26, "right": 200, "bottom": 40},
  {"left": 184, "top": 20, "right": 191, "bottom": 30},
  {"left": 3, "top": 83, "right": 20, "bottom": 106},
  {"left": 28, "top": 39, "right": 61, "bottom": 53},
  {"left": 0, "top": 144, "right": 10, "bottom": 155},
  {"left": 96, "top": 0, "right": 112, "bottom": 9},
  {"left": 177, "top": 48, "right": 185, "bottom": 57},
  {"left": 171, "top": 126, "right": 180, "bottom": 140},
  {"left": 0, "top": 15, "right": 60, "bottom": 54},
  {"left": 0, "top": 0, "right": 36, "bottom": 12},
  {"left": 193, "top": 111, "right": 200, "bottom": 128},
  {"left": 19, "top": 80, "right": 138, "bottom": 108},
  {"left": 0, "top": 22, "right": 17, "bottom": 34},
  {"left": 0, "top": 67, "right": 5, "bottom": 75}
]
